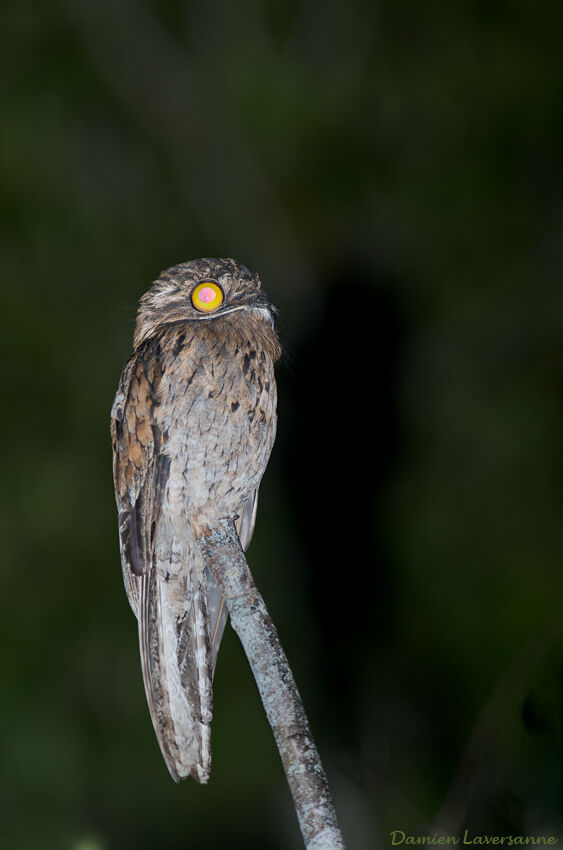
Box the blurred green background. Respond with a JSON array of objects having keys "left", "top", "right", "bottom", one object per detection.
[{"left": 1, "top": 0, "right": 562, "bottom": 848}]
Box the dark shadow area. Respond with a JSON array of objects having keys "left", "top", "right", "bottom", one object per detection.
[{"left": 282, "top": 266, "right": 405, "bottom": 741}]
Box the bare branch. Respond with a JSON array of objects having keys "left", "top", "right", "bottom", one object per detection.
[{"left": 202, "top": 518, "right": 345, "bottom": 850}]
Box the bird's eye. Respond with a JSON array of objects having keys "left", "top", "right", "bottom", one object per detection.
[{"left": 191, "top": 280, "right": 224, "bottom": 313}]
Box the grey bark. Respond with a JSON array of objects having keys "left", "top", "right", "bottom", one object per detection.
[{"left": 202, "top": 518, "right": 345, "bottom": 850}]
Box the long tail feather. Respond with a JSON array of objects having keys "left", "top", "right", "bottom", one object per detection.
[{"left": 138, "top": 540, "right": 212, "bottom": 783}]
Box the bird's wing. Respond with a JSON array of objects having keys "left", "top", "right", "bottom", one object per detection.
[
  {"left": 235, "top": 487, "right": 259, "bottom": 552},
  {"left": 110, "top": 342, "right": 212, "bottom": 782},
  {"left": 206, "top": 570, "right": 228, "bottom": 678},
  {"left": 110, "top": 350, "right": 170, "bottom": 614}
]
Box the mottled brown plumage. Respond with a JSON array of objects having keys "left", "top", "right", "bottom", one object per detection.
[{"left": 110, "top": 258, "right": 281, "bottom": 782}]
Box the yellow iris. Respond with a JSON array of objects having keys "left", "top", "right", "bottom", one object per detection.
[{"left": 191, "top": 281, "right": 224, "bottom": 313}]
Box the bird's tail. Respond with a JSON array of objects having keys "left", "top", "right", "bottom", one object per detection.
[
  {"left": 136, "top": 504, "right": 257, "bottom": 783},
  {"left": 138, "top": 536, "right": 213, "bottom": 783}
]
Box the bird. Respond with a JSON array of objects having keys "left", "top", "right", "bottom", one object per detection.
[{"left": 110, "top": 258, "right": 281, "bottom": 782}]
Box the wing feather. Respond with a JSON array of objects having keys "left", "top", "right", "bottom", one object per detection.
[
  {"left": 235, "top": 487, "right": 259, "bottom": 552},
  {"left": 110, "top": 349, "right": 169, "bottom": 611}
]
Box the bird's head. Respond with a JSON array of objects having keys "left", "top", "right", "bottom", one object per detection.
[{"left": 134, "top": 258, "right": 277, "bottom": 349}]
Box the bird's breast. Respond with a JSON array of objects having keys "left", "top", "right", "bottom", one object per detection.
[{"left": 155, "top": 316, "right": 279, "bottom": 534}]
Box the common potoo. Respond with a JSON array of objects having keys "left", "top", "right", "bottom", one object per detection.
[{"left": 110, "top": 258, "right": 281, "bottom": 782}]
